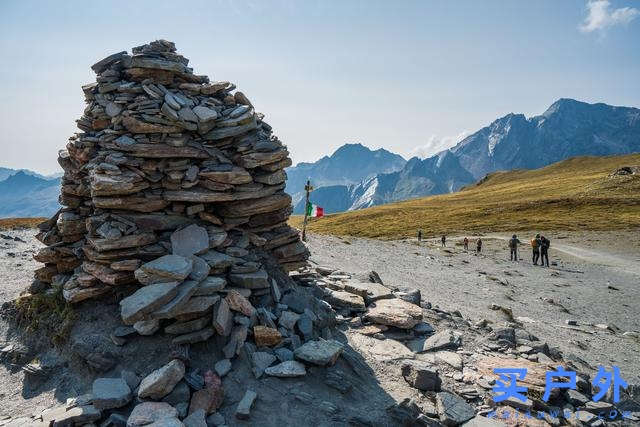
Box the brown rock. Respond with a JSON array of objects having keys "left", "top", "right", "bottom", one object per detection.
[
  {"left": 253, "top": 326, "right": 282, "bottom": 347},
  {"left": 122, "top": 116, "right": 182, "bottom": 134},
  {"left": 88, "top": 233, "right": 157, "bottom": 252},
  {"left": 225, "top": 290, "right": 256, "bottom": 317}
]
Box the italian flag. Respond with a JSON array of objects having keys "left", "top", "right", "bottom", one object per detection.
[{"left": 306, "top": 202, "right": 324, "bottom": 218}]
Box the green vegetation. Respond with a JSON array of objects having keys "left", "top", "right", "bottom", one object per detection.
[
  {"left": 13, "top": 287, "right": 75, "bottom": 346},
  {"left": 290, "top": 154, "right": 640, "bottom": 239}
]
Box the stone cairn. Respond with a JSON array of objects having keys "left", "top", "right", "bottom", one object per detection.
[{"left": 32, "top": 40, "right": 311, "bottom": 339}]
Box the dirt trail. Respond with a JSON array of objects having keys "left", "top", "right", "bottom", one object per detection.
[
  {"left": 305, "top": 231, "right": 640, "bottom": 383},
  {"left": 486, "top": 234, "right": 640, "bottom": 276}
]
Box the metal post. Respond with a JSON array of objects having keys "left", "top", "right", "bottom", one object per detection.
[{"left": 301, "top": 179, "right": 311, "bottom": 242}]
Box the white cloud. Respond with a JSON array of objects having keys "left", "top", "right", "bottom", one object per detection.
[
  {"left": 579, "top": 0, "right": 639, "bottom": 33},
  {"left": 408, "top": 131, "right": 470, "bottom": 159}
]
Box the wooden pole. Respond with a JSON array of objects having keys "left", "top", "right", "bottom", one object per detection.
[{"left": 301, "top": 179, "right": 311, "bottom": 242}]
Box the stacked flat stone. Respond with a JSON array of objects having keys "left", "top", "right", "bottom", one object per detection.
[{"left": 32, "top": 40, "right": 309, "bottom": 328}]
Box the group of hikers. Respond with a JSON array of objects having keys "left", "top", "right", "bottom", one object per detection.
[
  {"left": 417, "top": 231, "right": 484, "bottom": 253},
  {"left": 416, "top": 230, "right": 550, "bottom": 266},
  {"left": 509, "top": 233, "right": 550, "bottom": 266}
]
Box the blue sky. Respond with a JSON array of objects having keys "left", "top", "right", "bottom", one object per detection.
[{"left": 1, "top": 0, "right": 639, "bottom": 174}]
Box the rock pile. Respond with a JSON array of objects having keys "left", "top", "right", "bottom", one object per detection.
[{"left": 32, "top": 39, "right": 308, "bottom": 307}]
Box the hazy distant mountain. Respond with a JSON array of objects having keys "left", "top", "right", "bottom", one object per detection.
[
  {"left": 286, "top": 143, "right": 406, "bottom": 204},
  {"left": 0, "top": 171, "right": 61, "bottom": 218},
  {"left": 0, "top": 167, "right": 56, "bottom": 182},
  {"left": 297, "top": 99, "right": 640, "bottom": 213}
]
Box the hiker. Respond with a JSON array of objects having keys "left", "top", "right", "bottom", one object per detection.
[
  {"left": 509, "top": 234, "right": 522, "bottom": 261},
  {"left": 531, "top": 233, "right": 541, "bottom": 265},
  {"left": 540, "top": 235, "right": 550, "bottom": 267},
  {"left": 476, "top": 238, "right": 483, "bottom": 254},
  {"left": 417, "top": 229, "right": 422, "bottom": 242},
  {"left": 463, "top": 237, "right": 469, "bottom": 251},
  {"left": 441, "top": 235, "right": 446, "bottom": 247}
]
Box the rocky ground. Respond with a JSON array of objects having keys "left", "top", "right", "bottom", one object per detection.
[{"left": 0, "top": 228, "right": 638, "bottom": 426}]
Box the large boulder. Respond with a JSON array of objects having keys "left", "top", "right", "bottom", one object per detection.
[{"left": 365, "top": 298, "right": 422, "bottom": 329}]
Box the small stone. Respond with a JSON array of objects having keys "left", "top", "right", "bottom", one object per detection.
[
  {"left": 171, "top": 224, "right": 209, "bottom": 257},
  {"left": 252, "top": 352, "right": 277, "bottom": 378},
  {"left": 121, "top": 370, "right": 140, "bottom": 390},
  {"left": 401, "top": 361, "right": 441, "bottom": 391},
  {"left": 138, "top": 359, "right": 185, "bottom": 400},
  {"left": 195, "top": 276, "right": 226, "bottom": 295},
  {"left": 436, "top": 392, "right": 475, "bottom": 426},
  {"left": 294, "top": 339, "right": 343, "bottom": 366},
  {"left": 133, "top": 319, "right": 160, "bottom": 336},
  {"left": 189, "top": 256, "right": 210, "bottom": 281},
  {"left": 274, "top": 347, "right": 294, "bottom": 362},
  {"left": 228, "top": 269, "right": 270, "bottom": 289},
  {"left": 253, "top": 325, "right": 282, "bottom": 347},
  {"left": 183, "top": 409, "right": 207, "bottom": 427},
  {"left": 127, "top": 402, "right": 178, "bottom": 426},
  {"left": 193, "top": 105, "right": 218, "bottom": 122},
  {"left": 172, "top": 328, "right": 215, "bottom": 345},
  {"left": 162, "top": 380, "right": 191, "bottom": 407},
  {"left": 279, "top": 310, "right": 300, "bottom": 330},
  {"left": 213, "top": 298, "right": 233, "bottom": 336},
  {"left": 225, "top": 290, "right": 256, "bottom": 317},
  {"left": 214, "top": 359, "right": 232, "bottom": 377},
  {"left": 189, "top": 374, "right": 223, "bottom": 415},
  {"left": 235, "top": 390, "right": 257, "bottom": 420},
  {"left": 264, "top": 360, "right": 307, "bottom": 377},
  {"left": 435, "top": 351, "right": 463, "bottom": 370},
  {"left": 165, "top": 316, "right": 210, "bottom": 335},
  {"left": 325, "top": 290, "right": 366, "bottom": 311},
  {"left": 92, "top": 377, "right": 131, "bottom": 410},
  {"left": 206, "top": 412, "right": 225, "bottom": 426}
]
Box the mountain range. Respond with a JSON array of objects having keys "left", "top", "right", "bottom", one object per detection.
[
  {"left": 0, "top": 171, "right": 61, "bottom": 218},
  {"left": 2, "top": 98, "right": 639, "bottom": 218},
  {"left": 291, "top": 98, "right": 640, "bottom": 214},
  {"left": 285, "top": 143, "right": 406, "bottom": 206}
]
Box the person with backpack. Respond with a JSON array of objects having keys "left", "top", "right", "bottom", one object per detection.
[
  {"left": 441, "top": 235, "right": 446, "bottom": 247},
  {"left": 531, "top": 233, "right": 541, "bottom": 265},
  {"left": 540, "top": 235, "right": 550, "bottom": 267},
  {"left": 476, "top": 238, "right": 483, "bottom": 254},
  {"left": 463, "top": 237, "right": 469, "bottom": 251},
  {"left": 417, "top": 229, "right": 422, "bottom": 242},
  {"left": 509, "top": 234, "right": 522, "bottom": 261}
]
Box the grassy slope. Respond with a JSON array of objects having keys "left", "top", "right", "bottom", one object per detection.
[
  {"left": 0, "top": 218, "right": 45, "bottom": 230},
  {"left": 289, "top": 154, "right": 640, "bottom": 239}
]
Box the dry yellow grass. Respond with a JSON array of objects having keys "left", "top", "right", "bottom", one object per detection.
[
  {"left": 0, "top": 217, "right": 46, "bottom": 230},
  {"left": 289, "top": 154, "right": 640, "bottom": 239}
]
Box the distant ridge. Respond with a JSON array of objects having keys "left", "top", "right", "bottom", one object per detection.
[{"left": 296, "top": 99, "right": 640, "bottom": 213}]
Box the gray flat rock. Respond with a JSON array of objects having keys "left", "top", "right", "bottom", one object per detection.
[
  {"left": 135, "top": 255, "right": 193, "bottom": 284},
  {"left": 228, "top": 269, "right": 270, "bottom": 289},
  {"left": 194, "top": 276, "right": 226, "bottom": 295},
  {"left": 151, "top": 280, "right": 200, "bottom": 319},
  {"left": 264, "top": 361, "right": 306, "bottom": 377},
  {"left": 120, "top": 282, "right": 179, "bottom": 325},
  {"left": 294, "top": 339, "right": 343, "bottom": 366},
  {"left": 138, "top": 359, "right": 185, "bottom": 400},
  {"left": 171, "top": 224, "right": 209, "bottom": 257},
  {"left": 436, "top": 392, "right": 475, "bottom": 426},
  {"left": 92, "top": 377, "right": 132, "bottom": 410}
]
